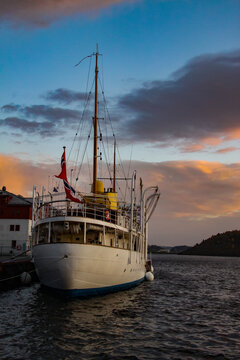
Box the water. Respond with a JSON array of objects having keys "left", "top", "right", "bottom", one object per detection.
[{"left": 1, "top": 254, "right": 240, "bottom": 360}]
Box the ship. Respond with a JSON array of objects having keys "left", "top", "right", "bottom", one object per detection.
[{"left": 32, "top": 48, "right": 160, "bottom": 297}]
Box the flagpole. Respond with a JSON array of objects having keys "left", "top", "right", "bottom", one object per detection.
[{"left": 93, "top": 45, "right": 98, "bottom": 194}]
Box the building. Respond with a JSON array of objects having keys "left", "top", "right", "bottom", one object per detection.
[{"left": 0, "top": 187, "right": 32, "bottom": 256}]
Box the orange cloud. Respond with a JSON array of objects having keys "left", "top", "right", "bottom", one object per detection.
[
  {"left": 216, "top": 147, "right": 238, "bottom": 154},
  {"left": 202, "top": 137, "right": 223, "bottom": 146},
  {"left": 99, "top": 157, "right": 240, "bottom": 245},
  {"left": 181, "top": 143, "right": 205, "bottom": 153},
  {"left": 2, "top": 153, "right": 240, "bottom": 246},
  {"left": 0, "top": 154, "right": 54, "bottom": 196},
  {"left": 225, "top": 128, "right": 240, "bottom": 141},
  {"left": 180, "top": 136, "right": 224, "bottom": 153},
  {"left": 0, "top": 153, "right": 95, "bottom": 196},
  {"left": 129, "top": 160, "right": 240, "bottom": 245},
  {"left": 130, "top": 160, "right": 240, "bottom": 220},
  {"left": 195, "top": 161, "right": 213, "bottom": 174}
]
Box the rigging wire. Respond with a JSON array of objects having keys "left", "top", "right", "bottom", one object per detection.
[
  {"left": 74, "top": 54, "right": 92, "bottom": 67},
  {"left": 97, "top": 86, "right": 113, "bottom": 183},
  {"left": 98, "top": 76, "right": 130, "bottom": 202},
  {"left": 86, "top": 153, "right": 92, "bottom": 186},
  {"left": 97, "top": 116, "right": 103, "bottom": 179},
  {"left": 99, "top": 78, "right": 111, "bottom": 167},
  {"left": 70, "top": 58, "right": 94, "bottom": 166},
  {"left": 68, "top": 55, "right": 93, "bottom": 162},
  {"left": 125, "top": 144, "right": 133, "bottom": 201},
  {"left": 74, "top": 130, "right": 92, "bottom": 188},
  {"left": 98, "top": 77, "right": 114, "bottom": 188},
  {"left": 55, "top": 50, "right": 131, "bottom": 203},
  {"left": 73, "top": 80, "right": 94, "bottom": 177}
]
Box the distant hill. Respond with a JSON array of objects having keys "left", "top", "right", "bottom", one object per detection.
[
  {"left": 181, "top": 230, "right": 240, "bottom": 256},
  {"left": 148, "top": 245, "right": 170, "bottom": 254},
  {"left": 148, "top": 245, "right": 190, "bottom": 254},
  {"left": 170, "top": 245, "right": 190, "bottom": 254}
]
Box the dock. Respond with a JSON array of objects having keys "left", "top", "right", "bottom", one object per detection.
[{"left": 0, "top": 254, "right": 38, "bottom": 291}]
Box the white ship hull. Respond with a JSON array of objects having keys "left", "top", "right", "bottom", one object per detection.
[{"left": 33, "top": 243, "right": 145, "bottom": 297}]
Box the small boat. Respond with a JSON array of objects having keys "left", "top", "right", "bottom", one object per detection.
[{"left": 32, "top": 47, "right": 160, "bottom": 297}]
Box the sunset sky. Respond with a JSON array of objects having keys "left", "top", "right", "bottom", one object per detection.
[{"left": 1, "top": 0, "right": 240, "bottom": 246}]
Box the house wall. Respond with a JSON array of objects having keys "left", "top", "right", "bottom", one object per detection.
[
  {"left": 0, "top": 192, "right": 32, "bottom": 255},
  {"left": 0, "top": 218, "right": 32, "bottom": 255}
]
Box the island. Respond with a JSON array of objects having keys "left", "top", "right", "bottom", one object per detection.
[{"left": 181, "top": 230, "right": 240, "bottom": 256}]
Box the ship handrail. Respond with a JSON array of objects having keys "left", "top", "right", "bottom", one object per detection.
[{"left": 34, "top": 199, "right": 140, "bottom": 229}]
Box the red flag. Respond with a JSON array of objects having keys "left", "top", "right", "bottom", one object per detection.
[
  {"left": 55, "top": 148, "right": 67, "bottom": 181},
  {"left": 63, "top": 180, "right": 83, "bottom": 204},
  {"left": 55, "top": 148, "right": 83, "bottom": 204}
]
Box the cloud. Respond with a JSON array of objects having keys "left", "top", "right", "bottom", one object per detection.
[
  {"left": 0, "top": 116, "right": 64, "bottom": 137},
  {"left": 128, "top": 159, "right": 240, "bottom": 244},
  {"left": 180, "top": 143, "right": 205, "bottom": 153},
  {"left": 216, "top": 147, "right": 238, "bottom": 154},
  {"left": 43, "top": 88, "right": 87, "bottom": 105},
  {"left": 2, "top": 153, "right": 240, "bottom": 245},
  {"left": 0, "top": 153, "right": 55, "bottom": 196},
  {"left": 1, "top": 104, "right": 81, "bottom": 122},
  {"left": 3, "top": 153, "right": 240, "bottom": 220},
  {"left": 0, "top": 104, "right": 82, "bottom": 137},
  {"left": 1, "top": 104, "right": 21, "bottom": 112},
  {"left": 21, "top": 105, "right": 81, "bottom": 123},
  {"left": 0, "top": 0, "right": 135, "bottom": 27},
  {"left": 130, "top": 159, "right": 240, "bottom": 221},
  {"left": 4, "top": 49, "right": 239, "bottom": 149},
  {"left": 118, "top": 50, "right": 240, "bottom": 146}
]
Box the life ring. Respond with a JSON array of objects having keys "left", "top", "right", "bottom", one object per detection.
[
  {"left": 17, "top": 245, "right": 22, "bottom": 251},
  {"left": 105, "top": 210, "right": 110, "bottom": 221}
]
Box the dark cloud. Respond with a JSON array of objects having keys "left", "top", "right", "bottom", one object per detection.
[
  {"left": 0, "top": 103, "right": 83, "bottom": 137},
  {"left": 43, "top": 88, "right": 87, "bottom": 105},
  {"left": 0, "top": 116, "right": 63, "bottom": 137},
  {"left": 118, "top": 50, "right": 240, "bottom": 143},
  {"left": 2, "top": 104, "right": 81, "bottom": 123},
  {"left": 1, "top": 104, "right": 21, "bottom": 112},
  {"left": 21, "top": 105, "right": 81, "bottom": 124},
  {"left": 0, "top": 0, "right": 133, "bottom": 27}
]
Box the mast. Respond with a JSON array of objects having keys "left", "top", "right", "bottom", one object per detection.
[
  {"left": 93, "top": 46, "right": 99, "bottom": 194},
  {"left": 113, "top": 138, "right": 116, "bottom": 192}
]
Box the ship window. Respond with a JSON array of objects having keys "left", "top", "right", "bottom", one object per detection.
[
  {"left": 39, "top": 223, "right": 49, "bottom": 244},
  {"left": 10, "top": 225, "right": 14, "bottom": 231},
  {"left": 134, "top": 238, "right": 137, "bottom": 251},
  {"left": 15, "top": 225, "right": 20, "bottom": 231},
  {"left": 12, "top": 240, "right": 16, "bottom": 249}
]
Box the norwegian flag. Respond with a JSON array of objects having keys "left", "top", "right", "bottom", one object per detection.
[
  {"left": 55, "top": 148, "right": 82, "bottom": 204},
  {"left": 63, "top": 180, "right": 82, "bottom": 203},
  {"left": 55, "top": 148, "right": 67, "bottom": 181}
]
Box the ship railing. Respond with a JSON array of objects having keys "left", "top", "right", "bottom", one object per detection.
[{"left": 34, "top": 196, "right": 140, "bottom": 230}]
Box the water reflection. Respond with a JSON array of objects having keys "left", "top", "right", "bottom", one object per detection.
[{"left": 1, "top": 255, "right": 240, "bottom": 359}]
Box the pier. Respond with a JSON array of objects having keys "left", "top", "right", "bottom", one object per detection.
[{"left": 0, "top": 255, "right": 38, "bottom": 291}]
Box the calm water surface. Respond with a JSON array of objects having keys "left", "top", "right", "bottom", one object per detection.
[{"left": 1, "top": 254, "right": 240, "bottom": 360}]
